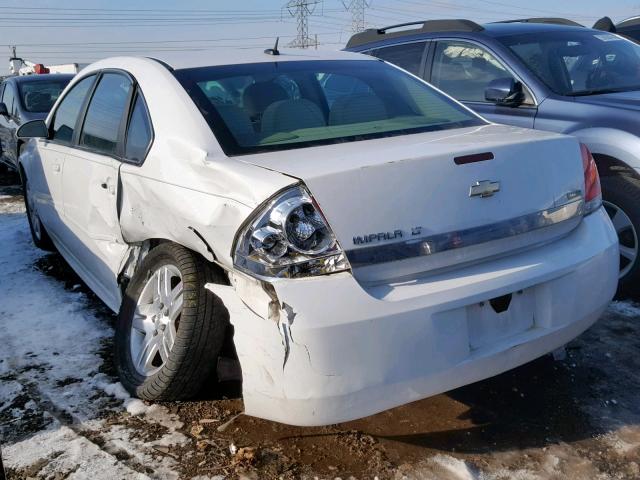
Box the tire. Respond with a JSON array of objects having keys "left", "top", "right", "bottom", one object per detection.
[
  {"left": 115, "top": 243, "right": 230, "bottom": 401},
  {"left": 0, "top": 446, "right": 5, "bottom": 480},
  {"left": 601, "top": 175, "right": 640, "bottom": 295},
  {"left": 22, "top": 171, "right": 55, "bottom": 251}
]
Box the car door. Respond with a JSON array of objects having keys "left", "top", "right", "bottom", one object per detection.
[
  {"left": 428, "top": 39, "right": 538, "bottom": 128},
  {"left": 32, "top": 74, "right": 98, "bottom": 241},
  {"left": 61, "top": 71, "right": 135, "bottom": 311},
  {"left": 0, "top": 83, "right": 19, "bottom": 167}
]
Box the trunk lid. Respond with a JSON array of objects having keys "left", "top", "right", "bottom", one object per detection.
[{"left": 239, "top": 124, "right": 585, "bottom": 283}]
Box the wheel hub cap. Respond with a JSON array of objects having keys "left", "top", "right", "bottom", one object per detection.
[{"left": 130, "top": 264, "right": 183, "bottom": 376}]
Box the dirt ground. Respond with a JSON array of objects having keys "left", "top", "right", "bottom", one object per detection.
[{"left": 1, "top": 167, "right": 639, "bottom": 479}]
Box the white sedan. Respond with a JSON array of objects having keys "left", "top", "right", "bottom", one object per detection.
[{"left": 16, "top": 49, "right": 618, "bottom": 426}]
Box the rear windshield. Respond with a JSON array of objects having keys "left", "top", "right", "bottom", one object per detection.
[
  {"left": 18, "top": 79, "right": 71, "bottom": 113},
  {"left": 174, "top": 60, "right": 483, "bottom": 155},
  {"left": 498, "top": 30, "right": 640, "bottom": 96}
]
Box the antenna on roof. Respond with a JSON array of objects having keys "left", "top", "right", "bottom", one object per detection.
[{"left": 265, "top": 37, "right": 280, "bottom": 56}]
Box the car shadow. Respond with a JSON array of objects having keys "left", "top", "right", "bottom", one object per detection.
[{"left": 366, "top": 352, "right": 604, "bottom": 454}]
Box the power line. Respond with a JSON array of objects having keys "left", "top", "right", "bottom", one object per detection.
[
  {"left": 0, "top": 5, "right": 289, "bottom": 13},
  {"left": 0, "top": 19, "right": 291, "bottom": 28},
  {"left": 376, "top": 0, "right": 606, "bottom": 21},
  {"left": 286, "top": 0, "right": 321, "bottom": 48},
  {"left": 8, "top": 31, "right": 344, "bottom": 48}
]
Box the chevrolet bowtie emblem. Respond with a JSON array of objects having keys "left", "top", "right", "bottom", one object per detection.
[{"left": 469, "top": 180, "right": 500, "bottom": 198}]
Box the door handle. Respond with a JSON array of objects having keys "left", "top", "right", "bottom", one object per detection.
[
  {"left": 53, "top": 164, "right": 61, "bottom": 173},
  {"left": 101, "top": 181, "right": 116, "bottom": 195}
]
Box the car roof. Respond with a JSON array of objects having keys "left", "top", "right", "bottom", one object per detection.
[
  {"left": 4, "top": 74, "right": 75, "bottom": 84},
  {"left": 346, "top": 20, "right": 590, "bottom": 49},
  {"left": 618, "top": 16, "right": 640, "bottom": 28},
  {"left": 148, "top": 48, "right": 372, "bottom": 71},
  {"left": 482, "top": 22, "right": 588, "bottom": 37}
]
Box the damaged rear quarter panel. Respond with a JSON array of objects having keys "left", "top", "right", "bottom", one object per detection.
[{"left": 117, "top": 137, "right": 296, "bottom": 267}]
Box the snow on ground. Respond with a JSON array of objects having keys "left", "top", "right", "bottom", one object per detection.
[{"left": 0, "top": 197, "right": 192, "bottom": 479}]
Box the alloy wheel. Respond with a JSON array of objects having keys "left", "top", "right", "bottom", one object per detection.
[
  {"left": 130, "top": 264, "right": 183, "bottom": 376},
  {"left": 604, "top": 200, "right": 639, "bottom": 279}
]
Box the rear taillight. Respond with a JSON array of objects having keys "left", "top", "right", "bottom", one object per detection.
[
  {"left": 234, "top": 184, "right": 350, "bottom": 278},
  {"left": 581, "top": 143, "right": 602, "bottom": 215}
]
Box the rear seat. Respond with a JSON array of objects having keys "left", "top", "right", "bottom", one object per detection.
[{"left": 261, "top": 99, "right": 326, "bottom": 138}]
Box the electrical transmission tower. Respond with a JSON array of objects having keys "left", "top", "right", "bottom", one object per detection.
[
  {"left": 286, "top": 0, "right": 320, "bottom": 48},
  {"left": 342, "top": 0, "right": 370, "bottom": 33}
]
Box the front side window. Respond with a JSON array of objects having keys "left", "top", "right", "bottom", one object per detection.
[
  {"left": 52, "top": 75, "right": 96, "bottom": 143},
  {"left": 80, "top": 73, "right": 132, "bottom": 155},
  {"left": 374, "top": 42, "right": 427, "bottom": 76},
  {"left": 18, "top": 79, "right": 71, "bottom": 113},
  {"left": 174, "top": 60, "right": 483, "bottom": 156},
  {"left": 499, "top": 30, "right": 640, "bottom": 96},
  {"left": 431, "top": 40, "right": 517, "bottom": 103},
  {"left": 2, "top": 84, "right": 16, "bottom": 116},
  {"left": 125, "top": 93, "right": 152, "bottom": 163}
]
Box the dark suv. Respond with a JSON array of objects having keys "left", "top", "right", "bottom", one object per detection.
[
  {"left": 0, "top": 74, "right": 73, "bottom": 170},
  {"left": 347, "top": 19, "right": 640, "bottom": 292}
]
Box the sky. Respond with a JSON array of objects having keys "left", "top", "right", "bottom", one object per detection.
[{"left": 1, "top": 0, "right": 640, "bottom": 74}]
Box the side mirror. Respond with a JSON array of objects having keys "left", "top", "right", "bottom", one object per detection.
[
  {"left": 17, "top": 119, "right": 49, "bottom": 139},
  {"left": 0, "top": 102, "right": 8, "bottom": 117},
  {"left": 485, "top": 78, "right": 525, "bottom": 107}
]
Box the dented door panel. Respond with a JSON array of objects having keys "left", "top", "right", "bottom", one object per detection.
[{"left": 61, "top": 149, "right": 128, "bottom": 309}]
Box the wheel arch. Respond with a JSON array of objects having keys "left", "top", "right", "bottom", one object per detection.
[
  {"left": 569, "top": 127, "right": 640, "bottom": 178},
  {"left": 592, "top": 153, "right": 640, "bottom": 180},
  {"left": 117, "top": 237, "right": 229, "bottom": 293}
]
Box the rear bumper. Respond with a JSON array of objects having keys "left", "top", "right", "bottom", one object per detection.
[{"left": 212, "top": 208, "right": 618, "bottom": 426}]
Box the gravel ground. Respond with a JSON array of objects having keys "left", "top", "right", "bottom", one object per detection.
[{"left": 0, "top": 168, "right": 639, "bottom": 479}]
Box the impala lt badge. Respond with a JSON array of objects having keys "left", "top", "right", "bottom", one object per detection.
[{"left": 469, "top": 180, "right": 500, "bottom": 198}]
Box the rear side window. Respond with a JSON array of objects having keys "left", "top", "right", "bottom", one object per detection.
[
  {"left": 125, "top": 93, "right": 152, "bottom": 163},
  {"left": 80, "top": 73, "right": 132, "bottom": 155},
  {"left": 374, "top": 42, "right": 427, "bottom": 76},
  {"left": 52, "top": 75, "right": 96, "bottom": 143}
]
